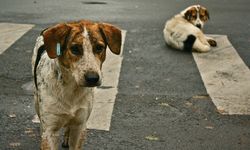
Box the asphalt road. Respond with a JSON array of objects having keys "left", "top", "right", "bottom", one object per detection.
[{"left": 0, "top": 0, "right": 250, "bottom": 149}]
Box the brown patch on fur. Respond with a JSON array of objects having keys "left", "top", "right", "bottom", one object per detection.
[
  {"left": 43, "top": 20, "right": 121, "bottom": 69},
  {"left": 43, "top": 24, "right": 71, "bottom": 59},
  {"left": 93, "top": 41, "right": 107, "bottom": 68},
  {"left": 41, "top": 138, "right": 51, "bottom": 150},
  {"left": 84, "top": 22, "right": 107, "bottom": 65},
  {"left": 99, "top": 23, "right": 122, "bottom": 55},
  {"left": 184, "top": 6, "right": 209, "bottom": 23},
  {"left": 58, "top": 24, "right": 85, "bottom": 68},
  {"left": 199, "top": 7, "right": 210, "bottom": 21},
  {"left": 184, "top": 7, "right": 198, "bottom": 22}
]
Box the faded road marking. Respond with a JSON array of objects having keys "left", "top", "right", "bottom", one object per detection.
[
  {"left": 87, "top": 30, "right": 126, "bottom": 131},
  {"left": 193, "top": 35, "right": 250, "bottom": 115},
  {"left": 0, "top": 23, "right": 34, "bottom": 54}
]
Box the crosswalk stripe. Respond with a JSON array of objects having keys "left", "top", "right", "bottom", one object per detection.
[
  {"left": 193, "top": 35, "right": 250, "bottom": 115},
  {"left": 87, "top": 30, "right": 126, "bottom": 131},
  {"left": 0, "top": 23, "right": 34, "bottom": 54}
]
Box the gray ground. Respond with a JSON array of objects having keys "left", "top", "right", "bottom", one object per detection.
[{"left": 0, "top": 0, "right": 250, "bottom": 149}]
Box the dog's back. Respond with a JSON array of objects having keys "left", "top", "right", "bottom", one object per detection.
[{"left": 163, "top": 14, "right": 198, "bottom": 51}]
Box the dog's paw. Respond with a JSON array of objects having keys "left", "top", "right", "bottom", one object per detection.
[{"left": 207, "top": 39, "right": 217, "bottom": 47}]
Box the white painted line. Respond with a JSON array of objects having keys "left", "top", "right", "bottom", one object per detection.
[
  {"left": 0, "top": 23, "right": 34, "bottom": 54},
  {"left": 193, "top": 35, "right": 250, "bottom": 115},
  {"left": 87, "top": 30, "right": 126, "bottom": 131}
]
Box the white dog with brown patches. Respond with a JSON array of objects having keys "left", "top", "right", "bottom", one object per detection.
[
  {"left": 32, "top": 20, "right": 121, "bottom": 150},
  {"left": 163, "top": 5, "right": 217, "bottom": 52}
]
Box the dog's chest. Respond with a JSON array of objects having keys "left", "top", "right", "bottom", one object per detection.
[
  {"left": 40, "top": 86, "right": 94, "bottom": 125},
  {"left": 62, "top": 90, "right": 93, "bottom": 125}
]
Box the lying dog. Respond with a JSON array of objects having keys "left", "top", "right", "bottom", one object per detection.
[
  {"left": 163, "top": 5, "right": 217, "bottom": 52},
  {"left": 32, "top": 20, "right": 121, "bottom": 149}
]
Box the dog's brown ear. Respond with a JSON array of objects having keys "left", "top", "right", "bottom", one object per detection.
[
  {"left": 184, "top": 10, "right": 193, "bottom": 21},
  {"left": 99, "top": 23, "right": 122, "bottom": 55},
  {"left": 205, "top": 9, "right": 210, "bottom": 20},
  {"left": 42, "top": 24, "right": 71, "bottom": 59},
  {"left": 200, "top": 6, "right": 210, "bottom": 21}
]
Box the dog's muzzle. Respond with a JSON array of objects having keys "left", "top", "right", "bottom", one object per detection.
[
  {"left": 84, "top": 71, "right": 101, "bottom": 87},
  {"left": 196, "top": 24, "right": 202, "bottom": 29}
]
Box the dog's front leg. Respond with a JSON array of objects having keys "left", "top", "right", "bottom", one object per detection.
[
  {"left": 41, "top": 128, "right": 60, "bottom": 150},
  {"left": 68, "top": 125, "right": 86, "bottom": 150}
]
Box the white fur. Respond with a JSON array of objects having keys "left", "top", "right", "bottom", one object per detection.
[{"left": 83, "top": 27, "right": 89, "bottom": 38}]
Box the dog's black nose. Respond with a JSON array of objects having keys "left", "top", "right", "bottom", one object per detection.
[
  {"left": 196, "top": 24, "right": 201, "bottom": 29},
  {"left": 85, "top": 72, "right": 100, "bottom": 86}
]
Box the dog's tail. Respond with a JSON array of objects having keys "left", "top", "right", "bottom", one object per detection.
[{"left": 183, "top": 34, "right": 196, "bottom": 51}]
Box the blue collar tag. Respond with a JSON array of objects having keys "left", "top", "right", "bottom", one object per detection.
[{"left": 56, "top": 43, "right": 61, "bottom": 56}]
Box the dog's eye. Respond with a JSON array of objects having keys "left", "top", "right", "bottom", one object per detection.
[
  {"left": 95, "top": 44, "right": 105, "bottom": 53},
  {"left": 70, "top": 45, "right": 82, "bottom": 55}
]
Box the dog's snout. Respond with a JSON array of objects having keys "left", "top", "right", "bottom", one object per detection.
[
  {"left": 196, "top": 24, "right": 202, "bottom": 29},
  {"left": 85, "top": 72, "right": 100, "bottom": 87}
]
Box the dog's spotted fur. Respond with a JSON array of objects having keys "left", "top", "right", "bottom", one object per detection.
[
  {"left": 32, "top": 20, "right": 121, "bottom": 150},
  {"left": 163, "top": 5, "right": 217, "bottom": 52}
]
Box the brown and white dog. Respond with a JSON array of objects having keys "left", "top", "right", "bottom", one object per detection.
[
  {"left": 31, "top": 20, "right": 121, "bottom": 150},
  {"left": 163, "top": 5, "right": 217, "bottom": 52}
]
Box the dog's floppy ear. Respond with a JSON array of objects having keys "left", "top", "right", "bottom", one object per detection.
[
  {"left": 184, "top": 10, "right": 193, "bottom": 21},
  {"left": 99, "top": 23, "right": 122, "bottom": 55},
  {"left": 205, "top": 9, "right": 210, "bottom": 20},
  {"left": 42, "top": 24, "right": 71, "bottom": 59},
  {"left": 200, "top": 6, "right": 210, "bottom": 20}
]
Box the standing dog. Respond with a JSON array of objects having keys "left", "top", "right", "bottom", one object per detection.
[
  {"left": 163, "top": 5, "right": 217, "bottom": 52},
  {"left": 32, "top": 20, "right": 121, "bottom": 150}
]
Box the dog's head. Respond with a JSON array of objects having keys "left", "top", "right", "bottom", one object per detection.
[
  {"left": 42, "top": 20, "right": 121, "bottom": 87},
  {"left": 181, "top": 5, "right": 210, "bottom": 29}
]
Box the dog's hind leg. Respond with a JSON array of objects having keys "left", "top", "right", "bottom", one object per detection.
[
  {"left": 164, "top": 30, "right": 185, "bottom": 50},
  {"left": 193, "top": 39, "right": 210, "bottom": 52},
  {"left": 183, "top": 34, "right": 196, "bottom": 51},
  {"left": 192, "top": 34, "right": 211, "bottom": 52}
]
